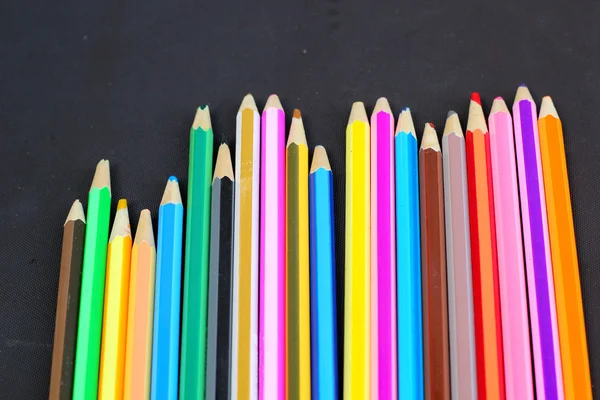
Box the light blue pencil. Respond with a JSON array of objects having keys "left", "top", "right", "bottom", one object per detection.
[
  {"left": 308, "top": 146, "right": 338, "bottom": 400},
  {"left": 395, "top": 108, "right": 423, "bottom": 399},
  {"left": 151, "top": 176, "right": 184, "bottom": 400}
]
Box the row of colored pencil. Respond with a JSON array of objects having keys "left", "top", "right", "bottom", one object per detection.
[{"left": 49, "top": 88, "right": 590, "bottom": 400}]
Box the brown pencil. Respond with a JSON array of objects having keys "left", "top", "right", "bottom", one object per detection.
[
  {"left": 419, "top": 123, "right": 450, "bottom": 400},
  {"left": 50, "top": 200, "right": 86, "bottom": 400}
]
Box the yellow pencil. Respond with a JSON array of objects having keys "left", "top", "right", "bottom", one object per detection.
[
  {"left": 286, "top": 109, "right": 311, "bottom": 399},
  {"left": 124, "top": 210, "right": 156, "bottom": 400},
  {"left": 344, "top": 101, "right": 371, "bottom": 399},
  {"left": 98, "top": 199, "right": 132, "bottom": 400}
]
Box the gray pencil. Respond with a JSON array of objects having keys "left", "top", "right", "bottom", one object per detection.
[{"left": 441, "top": 111, "right": 477, "bottom": 400}]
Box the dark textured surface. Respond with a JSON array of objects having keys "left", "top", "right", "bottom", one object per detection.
[{"left": 1, "top": 1, "right": 599, "bottom": 398}]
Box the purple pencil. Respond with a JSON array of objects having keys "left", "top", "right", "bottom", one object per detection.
[
  {"left": 259, "top": 94, "right": 286, "bottom": 400},
  {"left": 370, "top": 98, "right": 397, "bottom": 399},
  {"left": 512, "top": 85, "right": 563, "bottom": 400}
]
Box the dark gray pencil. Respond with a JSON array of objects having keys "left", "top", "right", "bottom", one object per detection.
[{"left": 206, "top": 144, "right": 235, "bottom": 400}]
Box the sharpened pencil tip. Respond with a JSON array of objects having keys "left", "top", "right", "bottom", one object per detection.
[
  {"left": 348, "top": 101, "right": 368, "bottom": 125},
  {"left": 213, "top": 144, "right": 234, "bottom": 182},
  {"left": 264, "top": 94, "right": 283, "bottom": 111},
  {"left": 540, "top": 96, "right": 559, "bottom": 119},
  {"left": 310, "top": 145, "right": 331, "bottom": 173},
  {"left": 288, "top": 110, "right": 307, "bottom": 146},
  {"left": 515, "top": 84, "right": 534, "bottom": 104},
  {"left": 168, "top": 176, "right": 178, "bottom": 183},
  {"left": 293, "top": 108, "right": 301, "bottom": 118},
  {"left": 396, "top": 107, "right": 416, "bottom": 138},
  {"left": 193, "top": 105, "right": 212, "bottom": 130},
  {"left": 421, "top": 123, "right": 440, "bottom": 151},
  {"left": 467, "top": 94, "right": 488, "bottom": 133},
  {"left": 471, "top": 92, "right": 481, "bottom": 105},
  {"left": 373, "top": 97, "right": 392, "bottom": 115},
  {"left": 117, "top": 199, "right": 127, "bottom": 210},
  {"left": 490, "top": 97, "right": 509, "bottom": 115},
  {"left": 161, "top": 177, "right": 183, "bottom": 206},
  {"left": 134, "top": 209, "right": 155, "bottom": 246},
  {"left": 90, "top": 159, "right": 111, "bottom": 194},
  {"left": 239, "top": 93, "right": 258, "bottom": 113},
  {"left": 109, "top": 200, "right": 131, "bottom": 241},
  {"left": 65, "top": 199, "right": 86, "bottom": 225},
  {"left": 443, "top": 111, "right": 463, "bottom": 137}
]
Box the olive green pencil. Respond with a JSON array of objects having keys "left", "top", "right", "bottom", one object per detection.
[
  {"left": 180, "top": 106, "right": 214, "bottom": 398},
  {"left": 72, "top": 160, "right": 111, "bottom": 400}
]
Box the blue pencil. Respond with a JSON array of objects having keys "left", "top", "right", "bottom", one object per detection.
[
  {"left": 151, "top": 176, "right": 184, "bottom": 400},
  {"left": 395, "top": 108, "right": 424, "bottom": 399},
  {"left": 308, "top": 146, "right": 338, "bottom": 399}
]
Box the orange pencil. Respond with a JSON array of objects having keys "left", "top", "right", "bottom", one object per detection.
[
  {"left": 465, "top": 93, "right": 505, "bottom": 400},
  {"left": 538, "top": 96, "right": 592, "bottom": 400}
]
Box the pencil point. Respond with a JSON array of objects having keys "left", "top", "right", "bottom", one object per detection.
[
  {"left": 471, "top": 92, "right": 481, "bottom": 105},
  {"left": 264, "top": 94, "right": 283, "bottom": 111},
  {"left": 288, "top": 110, "right": 307, "bottom": 146},
  {"left": 65, "top": 199, "right": 85, "bottom": 225},
  {"left": 293, "top": 108, "right": 301, "bottom": 118},
  {"left": 515, "top": 84, "right": 534, "bottom": 104},
  {"left": 168, "top": 176, "right": 178, "bottom": 183},
  {"left": 490, "top": 96, "right": 509, "bottom": 115},
  {"left": 540, "top": 96, "right": 559, "bottom": 119},
  {"left": 373, "top": 97, "right": 392, "bottom": 115},
  {"left": 467, "top": 95, "right": 488, "bottom": 133},
  {"left": 117, "top": 198, "right": 127, "bottom": 210},
  {"left": 192, "top": 105, "right": 212, "bottom": 130},
  {"left": 348, "top": 101, "right": 368, "bottom": 125},
  {"left": 90, "top": 159, "right": 111, "bottom": 195},
  {"left": 396, "top": 107, "right": 416, "bottom": 137},
  {"left": 213, "top": 144, "right": 235, "bottom": 182},
  {"left": 239, "top": 93, "right": 258, "bottom": 113},
  {"left": 134, "top": 209, "right": 155, "bottom": 246},
  {"left": 109, "top": 200, "right": 131, "bottom": 241},
  {"left": 421, "top": 123, "right": 440, "bottom": 151},
  {"left": 310, "top": 145, "right": 331, "bottom": 173},
  {"left": 443, "top": 111, "right": 463, "bottom": 137},
  {"left": 161, "top": 177, "right": 183, "bottom": 206}
]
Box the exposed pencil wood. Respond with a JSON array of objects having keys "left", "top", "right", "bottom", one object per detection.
[
  {"left": 90, "top": 160, "right": 111, "bottom": 194},
  {"left": 239, "top": 93, "right": 258, "bottom": 113},
  {"left": 349, "top": 101, "right": 368, "bottom": 124},
  {"left": 396, "top": 108, "right": 417, "bottom": 138},
  {"left": 288, "top": 110, "right": 307, "bottom": 146},
  {"left": 192, "top": 105, "right": 212, "bottom": 131},
  {"left": 213, "top": 144, "right": 234, "bottom": 182},
  {"left": 264, "top": 94, "right": 283, "bottom": 110},
  {"left": 421, "top": 123, "right": 440, "bottom": 151},
  {"left": 161, "top": 179, "right": 183, "bottom": 206},
  {"left": 310, "top": 146, "right": 331, "bottom": 173},
  {"left": 540, "top": 96, "right": 559, "bottom": 119}
]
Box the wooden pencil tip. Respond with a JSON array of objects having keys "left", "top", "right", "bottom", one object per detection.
[
  {"left": 471, "top": 92, "right": 481, "bottom": 105},
  {"left": 467, "top": 95, "right": 488, "bottom": 133},
  {"left": 239, "top": 93, "right": 258, "bottom": 113},
  {"left": 161, "top": 176, "right": 183, "bottom": 206},
  {"left": 373, "top": 97, "right": 392, "bottom": 115},
  {"left": 348, "top": 101, "right": 368, "bottom": 125},
  {"left": 192, "top": 105, "right": 212, "bottom": 130},
  {"left": 421, "top": 123, "right": 440, "bottom": 151},
  {"left": 213, "top": 144, "right": 234, "bottom": 182},
  {"left": 443, "top": 111, "right": 463, "bottom": 137},
  {"left": 514, "top": 84, "right": 534, "bottom": 104},
  {"left": 90, "top": 159, "right": 111, "bottom": 194},
  {"left": 288, "top": 111, "right": 307, "bottom": 146},
  {"left": 490, "top": 96, "right": 509, "bottom": 115},
  {"left": 310, "top": 145, "right": 331, "bottom": 173},
  {"left": 109, "top": 200, "right": 131, "bottom": 241},
  {"left": 396, "top": 107, "right": 416, "bottom": 137},
  {"left": 264, "top": 94, "right": 283, "bottom": 111},
  {"left": 134, "top": 209, "right": 155, "bottom": 246},
  {"left": 65, "top": 199, "right": 85, "bottom": 225},
  {"left": 540, "top": 96, "right": 559, "bottom": 119}
]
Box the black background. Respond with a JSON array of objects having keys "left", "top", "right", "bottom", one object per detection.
[{"left": 1, "top": 1, "right": 599, "bottom": 398}]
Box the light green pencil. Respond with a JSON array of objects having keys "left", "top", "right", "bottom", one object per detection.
[
  {"left": 180, "top": 106, "right": 214, "bottom": 398},
  {"left": 72, "top": 160, "right": 111, "bottom": 400}
]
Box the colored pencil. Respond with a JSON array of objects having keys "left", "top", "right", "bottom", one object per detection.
[
  {"left": 123, "top": 210, "right": 156, "bottom": 400},
  {"left": 180, "top": 106, "right": 213, "bottom": 399},
  {"left": 394, "top": 108, "right": 423, "bottom": 400},
  {"left": 344, "top": 101, "right": 370, "bottom": 399},
  {"left": 99, "top": 199, "right": 132, "bottom": 400},
  {"left": 369, "top": 97, "right": 397, "bottom": 399},
  {"left": 206, "top": 144, "right": 235, "bottom": 400},
  {"left": 73, "top": 159, "right": 111, "bottom": 400},
  {"left": 286, "top": 109, "right": 311, "bottom": 400},
  {"left": 49, "top": 200, "right": 86, "bottom": 400},
  {"left": 538, "top": 96, "right": 592, "bottom": 399},
  {"left": 152, "top": 177, "right": 184, "bottom": 400},
  {"left": 232, "top": 95, "right": 260, "bottom": 400},
  {"left": 260, "top": 94, "right": 286, "bottom": 400},
  {"left": 419, "top": 123, "right": 450, "bottom": 400},
  {"left": 308, "top": 146, "right": 338, "bottom": 400},
  {"left": 465, "top": 93, "right": 505, "bottom": 400},
  {"left": 488, "top": 97, "right": 534, "bottom": 399},
  {"left": 441, "top": 111, "right": 477, "bottom": 400},
  {"left": 513, "top": 85, "right": 564, "bottom": 398}
]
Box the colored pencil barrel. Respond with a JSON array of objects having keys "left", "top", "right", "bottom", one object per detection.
[
  {"left": 286, "top": 110, "right": 311, "bottom": 400},
  {"left": 99, "top": 200, "right": 132, "bottom": 400},
  {"left": 512, "top": 85, "right": 563, "bottom": 399},
  {"left": 180, "top": 106, "right": 213, "bottom": 399},
  {"left": 206, "top": 145, "right": 235, "bottom": 400},
  {"left": 73, "top": 159, "right": 111, "bottom": 400},
  {"left": 419, "top": 123, "right": 450, "bottom": 400},
  {"left": 309, "top": 146, "right": 338, "bottom": 400},
  {"left": 441, "top": 112, "right": 477, "bottom": 400},
  {"left": 465, "top": 93, "right": 505, "bottom": 400},
  {"left": 538, "top": 96, "right": 592, "bottom": 400},
  {"left": 49, "top": 200, "right": 86, "bottom": 400},
  {"left": 344, "top": 101, "right": 370, "bottom": 399},
  {"left": 395, "top": 108, "right": 424, "bottom": 400},
  {"left": 232, "top": 95, "right": 260, "bottom": 400},
  {"left": 124, "top": 210, "right": 156, "bottom": 400},
  {"left": 259, "top": 95, "right": 286, "bottom": 400},
  {"left": 370, "top": 98, "right": 397, "bottom": 399},
  {"left": 152, "top": 177, "right": 184, "bottom": 400},
  {"left": 488, "top": 97, "right": 534, "bottom": 399}
]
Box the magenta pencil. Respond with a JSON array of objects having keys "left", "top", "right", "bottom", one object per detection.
[
  {"left": 370, "top": 98, "right": 397, "bottom": 399},
  {"left": 260, "top": 94, "right": 286, "bottom": 400},
  {"left": 513, "top": 85, "right": 563, "bottom": 399},
  {"left": 488, "top": 97, "right": 534, "bottom": 399}
]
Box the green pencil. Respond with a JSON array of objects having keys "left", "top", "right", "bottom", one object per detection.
[
  {"left": 72, "top": 160, "right": 111, "bottom": 400},
  {"left": 180, "top": 106, "right": 214, "bottom": 398}
]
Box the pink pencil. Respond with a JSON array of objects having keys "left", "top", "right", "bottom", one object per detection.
[
  {"left": 488, "top": 97, "right": 534, "bottom": 399},
  {"left": 370, "top": 98, "right": 397, "bottom": 399},
  {"left": 260, "top": 94, "right": 286, "bottom": 400}
]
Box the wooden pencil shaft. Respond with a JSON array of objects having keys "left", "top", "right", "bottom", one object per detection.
[
  {"left": 419, "top": 147, "right": 450, "bottom": 400},
  {"left": 206, "top": 177, "right": 235, "bottom": 400},
  {"left": 50, "top": 218, "right": 85, "bottom": 400}
]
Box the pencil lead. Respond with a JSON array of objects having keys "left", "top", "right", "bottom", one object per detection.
[
  {"left": 192, "top": 105, "right": 212, "bottom": 131},
  {"left": 396, "top": 107, "right": 416, "bottom": 137},
  {"left": 310, "top": 145, "right": 332, "bottom": 173},
  {"left": 239, "top": 93, "right": 258, "bottom": 113},
  {"left": 90, "top": 159, "right": 111, "bottom": 194},
  {"left": 213, "top": 144, "right": 234, "bottom": 182},
  {"left": 288, "top": 109, "right": 307, "bottom": 146},
  {"left": 161, "top": 177, "right": 183, "bottom": 206},
  {"left": 421, "top": 123, "right": 440, "bottom": 151},
  {"left": 65, "top": 199, "right": 86, "bottom": 225},
  {"left": 134, "top": 209, "right": 155, "bottom": 247},
  {"left": 471, "top": 92, "right": 481, "bottom": 106},
  {"left": 540, "top": 96, "right": 559, "bottom": 119},
  {"left": 443, "top": 111, "right": 463, "bottom": 137},
  {"left": 348, "top": 102, "right": 368, "bottom": 125},
  {"left": 109, "top": 199, "right": 131, "bottom": 241}
]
